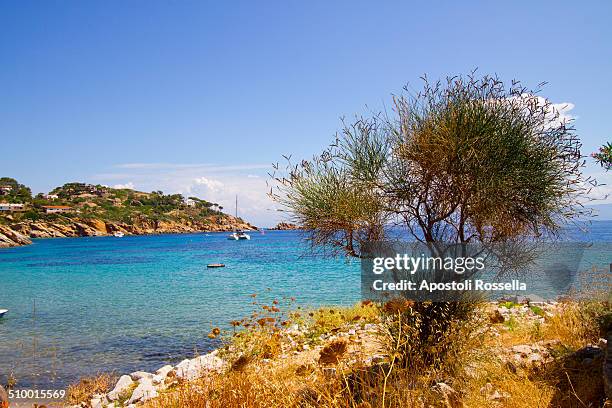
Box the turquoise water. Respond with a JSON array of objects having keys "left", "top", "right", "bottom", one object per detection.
[
  {"left": 1, "top": 222, "right": 611, "bottom": 389},
  {"left": 0, "top": 231, "right": 361, "bottom": 388}
]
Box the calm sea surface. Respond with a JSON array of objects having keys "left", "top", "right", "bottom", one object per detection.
[{"left": 1, "top": 223, "right": 611, "bottom": 388}]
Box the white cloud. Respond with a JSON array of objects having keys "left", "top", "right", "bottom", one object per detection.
[
  {"left": 92, "top": 162, "right": 280, "bottom": 227},
  {"left": 194, "top": 177, "right": 224, "bottom": 192},
  {"left": 113, "top": 182, "right": 135, "bottom": 190}
]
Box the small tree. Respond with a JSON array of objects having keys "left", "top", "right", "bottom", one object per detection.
[
  {"left": 271, "top": 73, "right": 593, "bottom": 369},
  {"left": 273, "top": 74, "right": 590, "bottom": 248}
]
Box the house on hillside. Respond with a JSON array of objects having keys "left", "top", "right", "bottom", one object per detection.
[
  {"left": 0, "top": 203, "right": 25, "bottom": 212},
  {"left": 42, "top": 205, "right": 72, "bottom": 214},
  {"left": 0, "top": 186, "right": 12, "bottom": 195},
  {"left": 184, "top": 198, "right": 197, "bottom": 207},
  {"left": 44, "top": 194, "right": 59, "bottom": 200}
]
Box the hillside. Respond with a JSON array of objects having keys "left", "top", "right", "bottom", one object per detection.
[{"left": 0, "top": 179, "right": 256, "bottom": 247}]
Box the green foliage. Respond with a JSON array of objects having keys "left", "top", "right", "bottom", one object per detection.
[
  {"left": 504, "top": 316, "right": 519, "bottom": 331},
  {"left": 530, "top": 305, "right": 545, "bottom": 317},
  {"left": 1, "top": 180, "right": 223, "bottom": 225},
  {"left": 271, "top": 73, "right": 591, "bottom": 252},
  {"left": 592, "top": 142, "right": 612, "bottom": 171},
  {"left": 0, "top": 177, "right": 32, "bottom": 202},
  {"left": 501, "top": 301, "right": 518, "bottom": 309}
]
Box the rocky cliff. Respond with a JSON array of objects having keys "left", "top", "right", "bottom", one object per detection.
[
  {"left": 0, "top": 224, "right": 32, "bottom": 248},
  {"left": 0, "top": 215, "right": 256, "bottom": 248},
  {"left": 270, "top": 222, "right": 302, "bottom": 230}
]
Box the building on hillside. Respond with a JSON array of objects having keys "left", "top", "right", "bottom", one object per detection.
[
  {"left": 42, "top": 205, "right": 72, "bottom": 214},
  {"left": 184, "top": 198, "right": 197, "bottom": 207},
  {"left": 44, "top": 194, "right": 59, "bottom": 200},
  {"left": 0, "top": 203, "right": 25, "bottom": 212},
  {"left": 0, "top": 186, "right": 12, "bottom": 195}
]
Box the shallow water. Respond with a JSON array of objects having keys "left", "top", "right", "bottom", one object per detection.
[{"left": 0, "top": 230, "right": 360, "bottom": 388}]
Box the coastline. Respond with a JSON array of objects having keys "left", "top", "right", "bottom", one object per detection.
[
  {"left": 0, "top": 216, "right": 258, "bottom": 248},
  {"left": 58, "top": 299, "right": 610, "bottom": 408}
]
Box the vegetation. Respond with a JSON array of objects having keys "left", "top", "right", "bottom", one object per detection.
[
  {"left": 270, "top": 72, "right": 594, "bottom": 372},
  {"left": 137, "top": 297, "right": 610, "bottom": 408},
  {"left": 0, "top": 177, "right": 32, "bottom": 203},
  {"left": 593, "top": 142, "right": 612, "bottom": 171},
  {"left": 66, "top": 373, "right": 118, "bottom": 405},
  {"left": 271, "top": 73, "right": 591, "bottom": 249},
  {"left": 0, "top": 180, "right": 229, "bottom": 225}
]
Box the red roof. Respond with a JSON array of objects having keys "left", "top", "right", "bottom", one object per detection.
[{"left": 42, "top": 205, "right": 71, "bottom": 209}]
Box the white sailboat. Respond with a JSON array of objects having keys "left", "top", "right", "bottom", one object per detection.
[{"left": 228, "top": 195, "right": 250, "bottom": 240}]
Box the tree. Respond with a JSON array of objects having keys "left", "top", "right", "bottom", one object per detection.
[
  {"left": 272, "top": 73, "right": 591, "bottom": 251},
  {"left": 270, "top": 73, "right": 593, "bottom": 369},
  {"left": 0, "top": 177, "right": 32, "bottom": 203}
]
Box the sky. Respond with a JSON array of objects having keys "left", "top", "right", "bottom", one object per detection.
[{"left": 1, "top": 1, "right": 611, "bottom": 226}]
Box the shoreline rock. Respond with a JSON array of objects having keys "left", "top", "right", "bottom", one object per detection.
[
  {"left": 0, "top": 224, "right": 32, "bottom": 247},
  {"left": 270, "top": 222, "right": 302, "bottom": 231},
  {"left": 69, "top": 351, "right": 226, "bottom": 408},
  {"left": 0, "top": 215, "right": 257, "bottom": 248}
]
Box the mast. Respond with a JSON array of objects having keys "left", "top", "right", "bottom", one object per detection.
[{"left": 235, "top": 195, "right": 238, "bottom": 218}]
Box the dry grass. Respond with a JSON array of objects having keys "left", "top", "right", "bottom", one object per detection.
[
  {"left": 140, "top": 299, "right": 610, "bottom": 408},
  {"left": 65, "top": 372, "right": 117, "bottom": 405}
]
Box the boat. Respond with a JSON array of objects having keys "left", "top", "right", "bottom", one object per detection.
[
  {"left": 207, "top": 263, "right": 225, "bottom": 268},
  {"left": 113, "top": 231, "right": 125, "bottom": 238},
  {"left": 228, "top": 195, "right": 251, "bottom": 240},
  {"left": 227, "top": 231, "right": 250, "bottom": 240},
  {"left": 0, "top": 309, "right": 8, "bottom": 318}
]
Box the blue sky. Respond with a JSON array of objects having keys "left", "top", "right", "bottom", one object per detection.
[{"left": 1, "top": 1, "right": 611, "bottom": 226}]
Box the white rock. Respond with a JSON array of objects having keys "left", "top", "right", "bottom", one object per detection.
[
  {"left": 512, "top": 345, "right": 533, "bottom": 355},
  {"left": 128, "top": 377, "right": 158, "bottom": 404},
  {"left": 348, "top": 329, "right": 356, "bottom": 335},
  {"left": 130, "top": 371, "right": 154, "bottom": 381},
  {"left": 90, "top": 397, "right": 103, "bottom": 408},
  {"left": 176, "top": 353, "right": 224, "bottom": 380},
  {"left": 152, "top": 364, "right": 174, "bottom": 385},
  {"left": 107, "top": 375, "right": 134, "bottom": 401},
  {"left": 156, "top": 364, "right": 174, "bottom": 377}
]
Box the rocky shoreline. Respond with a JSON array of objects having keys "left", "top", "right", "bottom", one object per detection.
[
  {"left": 66, "top": 351, "right": 226, "bottom": 408},
  {"left": 0, "top": 216, "right": 257, "bottom": 248},
  {"left": 62, "top": 300, "right": 612, "bottom": 407},
  {"left": 270, "top": 222, "right": 302, "bottom": 231}
]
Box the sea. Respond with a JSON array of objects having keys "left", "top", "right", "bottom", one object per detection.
[{"left": 1, "top": 223, "right": 611, "bottom": 388}]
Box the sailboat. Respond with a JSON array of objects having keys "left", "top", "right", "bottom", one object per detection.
[{"left": 228, "top": 195, "right": 250, "bottom": 240}]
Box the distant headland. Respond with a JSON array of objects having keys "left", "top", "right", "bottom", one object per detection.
[{"left": 0, "top": 177, "right": 256, "bottom": 248}]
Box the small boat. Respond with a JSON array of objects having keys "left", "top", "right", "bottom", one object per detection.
[
  {"left": 207, "top": 263, "right": 225, "bottom": 268},
  {"left": 0, "top": 309, "right": 8, "bottom": 318},
  {"left": 113, "top": 231, "right": 125, "bottom": 238},
  {"left": 228, "top": 196, "right": 251, "bottom": 241},
  {"left": 228, "top": 231, "right": 250, "bottom": 240}
]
